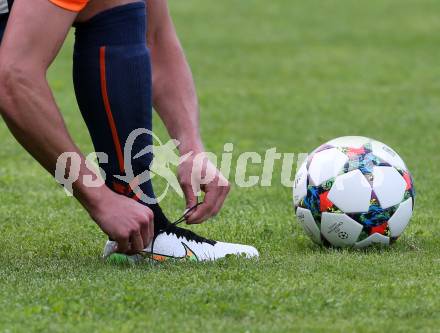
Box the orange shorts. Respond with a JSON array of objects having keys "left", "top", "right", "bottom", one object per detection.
[{"left": 49, "top": 0, "right": 88, "bottom": 12}]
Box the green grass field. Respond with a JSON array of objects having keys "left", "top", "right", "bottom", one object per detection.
[{"left": 1, "top": 0, "right": 440, "bottom": 332}]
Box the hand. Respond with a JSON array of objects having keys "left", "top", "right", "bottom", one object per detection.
[
  {"left": 178, "top": 151, "right": 230, "bottom": 224},
  {"left": 88, "top": 189, "right": 154, "bottom": 254}
]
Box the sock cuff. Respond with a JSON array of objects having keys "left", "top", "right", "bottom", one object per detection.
[{"left": 74, "top": 2, "right": 147, "bottom": 49}]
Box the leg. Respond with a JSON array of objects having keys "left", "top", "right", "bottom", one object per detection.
[
  {"left": 72, "top": 2, "right": 168, "bottom": 228},
  {"left": 72, "top": 2, "right": 260, "bottom": 263}
]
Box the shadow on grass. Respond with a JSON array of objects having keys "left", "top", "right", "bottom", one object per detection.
[
  {"left": 287, "top": 231, "right": 424, "bottom": 256},
  {"left": 102, "top": 251, "right": 261, "bottom": 273}
]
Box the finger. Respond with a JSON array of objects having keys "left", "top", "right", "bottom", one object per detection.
[
  {"left": 186, "top": 185, "right": 220, "bottom": 224},
  {"left": 147, "top": 215, "right": 154, "bottom": 246},
  {"left": 115, "top": 237, "right": 129, "bottom": 254},
  {"left": 212, "top": 185, "right": 230, "bottom": 216},
  {"left": 140, "top": 219, "right": 150, "bottom": 248},
  {"left": 181, "top": 182, "right": 198, "bottom": 215},
  {"left": 140, "top": 209, "right": 154, "bottom": 247},
  {"left": 128, "top": 231, "right": 144, "bottom": 254}
]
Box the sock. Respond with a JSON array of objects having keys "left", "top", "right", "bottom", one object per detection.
[
  {"left": 72, "top": 2, "right": 169, "bottom": 230},
  {"left": 0, "top": 15, "right": 8, "bottom": 42}
]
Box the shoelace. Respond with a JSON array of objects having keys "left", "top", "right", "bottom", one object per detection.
[
  {"left": 149, "top": 203, "right": 215, "bottom": 258},
  {"left": 172, "top": 203, "right": 201, "bottom": 226}
]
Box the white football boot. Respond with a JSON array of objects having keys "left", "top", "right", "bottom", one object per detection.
[{"left": 103, "top": 222, "right": 259, "bottom": 263}]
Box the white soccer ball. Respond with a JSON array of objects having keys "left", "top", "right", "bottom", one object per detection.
[{"left": 293, "top": 136, "right": 415, "bottom": 248}]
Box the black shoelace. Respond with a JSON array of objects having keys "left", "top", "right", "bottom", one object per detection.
[{"left": 149, "top": 203, "right": 216, "bottom": 257}]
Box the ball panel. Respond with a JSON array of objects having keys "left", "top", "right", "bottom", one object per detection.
[
  {"left": 328, "top": 169, "right": 372, "bottom": 213},
  {"left": 341, "top": 144, "right": 385, "bottom": 175},
  {"left": 372, "top": 166, "right": 406, "bottom": 209},
  {"left": 401, "top": 170, "right": 416, "bottom": 204},
  {"left": 310, "top": 144, "right": 336, "bottom": 155},
  {"left": 298, "top": 179, "right": 342, "bottom": 225},
  {"left": 326, "top": 136, "right": 370, "bottom": 148},
  {"left": 354, "top": 233, "right": 390, "bottom": 249},
  {"left": 296, "top": 207, "right": 322, "bottom": 244},
  {"left": 371, "top": 140, "right": 407, "bottom": 171},
  {"left": 321, "top": 212, "right": 363, "bottom": 247},
  {"left": 351, "top": 202, "right": 396, "bottom": 230},
  {"left": 293, "top": 161, "right": 308, "bottom": 206},
  {"left": 308, "top": 148, "right": 348, "bottom": 186},
  {"left": 388, "top": 197, "right": 413, "bottom": 237}
]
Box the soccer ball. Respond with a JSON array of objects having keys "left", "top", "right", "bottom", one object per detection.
[{"left": 293, "top": 136, "right": 415, "bottom": 248}]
